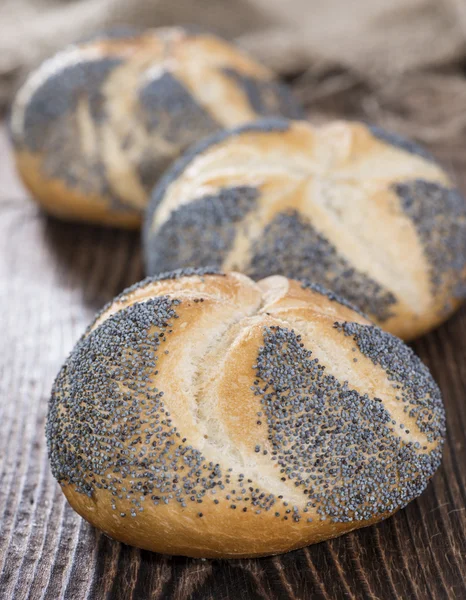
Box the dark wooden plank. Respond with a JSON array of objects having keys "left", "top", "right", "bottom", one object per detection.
[{"left": 0, "top": 123, "right": 465, "bottom": 600}]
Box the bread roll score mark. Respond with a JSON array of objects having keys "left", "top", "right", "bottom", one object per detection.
[
  {"left": 47, "top": 272, "right": 444, "bottom": 543},
  {"left": 246, "top": 208, "right": 398, "bottom": 321},
  {"left": 172, "top": 36, "right": 302, "bottom": 128}
]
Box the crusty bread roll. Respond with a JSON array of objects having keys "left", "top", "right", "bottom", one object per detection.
[
  {"left": 10, "top": 28, "right": 302, "bottom": 228},
  {"left": 143, "top": 119, "right": 466, "bottom": 340},
  {"left": 46, "top": 268, "right": 445, "bottom": 558}
]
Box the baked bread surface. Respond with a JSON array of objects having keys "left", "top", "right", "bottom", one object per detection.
[
  {"left": 47, "top": 269, "right": 445, "bottom": 558},
  {"left": 144, "top": 119, "right": 466, "bottom": 339},
  {"left": 11, "top": 28, "right": 302, "bottom": 227}
]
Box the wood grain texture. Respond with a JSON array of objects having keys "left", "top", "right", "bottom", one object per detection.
[{"left": 0, "top": 122, "right": 465, "bottom": 600}]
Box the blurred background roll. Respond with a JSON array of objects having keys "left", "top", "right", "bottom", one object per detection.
[
  {"left": 144, "top": 119, "right": 466, "bottom": 340},
  {"left": 10, "top": 27, "right": 302, "bottom": 227}
]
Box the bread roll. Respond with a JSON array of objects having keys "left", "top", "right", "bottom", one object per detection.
[
  {"left": 10, "top": 28, "right": 302, "bottom": 228},
  {"left": 143, "top": 119, "right": 466, "bottom": 340},
  {"left": 46, "top": 268, "right": 445, "bottom": 558}
]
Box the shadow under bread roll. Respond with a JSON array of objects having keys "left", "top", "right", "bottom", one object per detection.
[
  {"left": 47, "top": 268, "right": 445, "bottom": 558},
  {"left": 10, "top": 27, "right": 303, "bottom": 228}
]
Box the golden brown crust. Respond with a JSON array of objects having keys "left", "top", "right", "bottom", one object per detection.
[
  {"left": 15, "top": 152, "right": 141, "bottom": 228},
  {"left": 145, "top": 119, "right": 466, "bottom": 340},
  {"left": 48, "top": 271, "right": 445, "bottom": 558},
  {"left": 61, "top": 484, "right": 384, "bottom": 558},
  {"left": 11, "top": 27, "right": 302, "bottom": 228}
]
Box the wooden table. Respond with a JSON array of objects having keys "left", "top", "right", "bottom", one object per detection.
[{"left": 0, "top": 124, "right": 465, "bottom": 599}]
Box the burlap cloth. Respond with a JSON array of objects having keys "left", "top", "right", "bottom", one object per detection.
[{"left": 2, "top": 0, "right": 466, "bottom": 146}]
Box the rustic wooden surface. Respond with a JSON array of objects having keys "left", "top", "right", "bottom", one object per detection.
[{"left": 0, "top": 122, "right": 465, "bottom": 600}]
